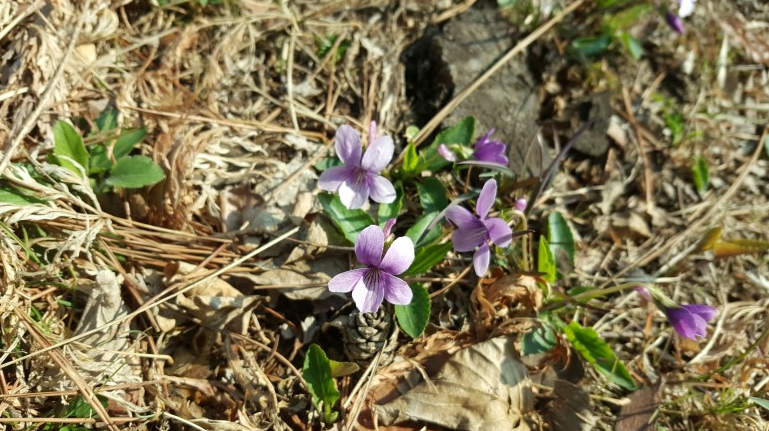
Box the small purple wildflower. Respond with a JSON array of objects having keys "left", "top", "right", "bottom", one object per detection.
[
  {"left": 318, "top": 123, "right": 396, "bottom": 209},
  {"left": 473, "top": 129, "right": 508, "bottom": 166},
  {"left": 665, "top": 12, "right": 685, "bottom": 34},
  {"left": 437, "top": 144, "right": 458, "bottom": 162},
  {"left": 445, "top": 179, "right": 513, "bottom": 277},
  {"left": 634, "top": 286, "right": 717, "bottom": 340},
  {"left": 514, "top": 198, "right": 528, "bottom": 213},
  {"left": 665, "top": 304, "right": 717, "bottom": 340},
  {"left": 328, "top": 224, "right": 414, "bottom": 313}
]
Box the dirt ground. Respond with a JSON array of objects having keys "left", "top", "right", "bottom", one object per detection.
[{"left": 0, "top": 0, "right": 768, "bottom": 430}]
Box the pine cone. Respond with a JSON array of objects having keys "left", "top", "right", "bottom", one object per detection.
[{"left": 332, "top": 309, "right": 397, "bottom": 365}]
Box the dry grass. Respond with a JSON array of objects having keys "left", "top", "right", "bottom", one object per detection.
[{"left": 0, "top": 0, "right": 767, "bottom": 430}]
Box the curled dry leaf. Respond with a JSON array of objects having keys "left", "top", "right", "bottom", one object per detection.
[
  {"left": 472, "top": 274, "right": 542, "bottom": 339},
  {"left": 375, "top": 335, "right": 533, "bottom": 431}
]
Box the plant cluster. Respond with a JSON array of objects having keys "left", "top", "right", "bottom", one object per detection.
[{"left": 304, "top": 118, "right": 718, "bottom": 423}]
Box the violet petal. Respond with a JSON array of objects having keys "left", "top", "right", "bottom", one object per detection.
[
  {"left": 473, "top": 242, "right": 491, "bottom": 277},
  {"left": 352, "top": 269, "right": 385, "bottom": 313},
  {"left": 318, "top": 166, "right": 354, "bottom": 192},
  {"left": 445, "top": 206, "right": 483, "bottom": 231},
  {"left": 484, "top": 217, "right": 512, "bottom": 247},
  {"left": 474, "top": 141, "right": 508, "bottom": 165},
  {"left": 682, "top": 304, "right": 718, "bottom": 321},
  {"left": 379, "top": 236, "right": 415, "bottom": 275},
  {"left": 335, "top": 125, "right": 362, "bottom": 167},
  {"left": 368, "top": 174, "right": 396, "bottom": 204},
  {"left": 437, "top": 144, "right": 458, "bottom": 162},
  {"left": 476, "top": 179, "right": 497, "bottom": 219},
  {"left": 666, "top": 307, "right": 706, "bottom": 340},
  {"left": 451, "top": 224, "right": 487, "bottom": 252},
  {"left": 339, "top": 176, "right": 369, "bottom": 209},
  {"left": 381, "top": 272, "right": 413, "bottom": 305},
  {"left": 361, "top": 136, "right": 394, "bottom": 173},
  {"left": 328, "top": 268, "right": 367, "bottom": 293},
  {"left": 355, "top": 225, "right": 384, "bottom": 267}
]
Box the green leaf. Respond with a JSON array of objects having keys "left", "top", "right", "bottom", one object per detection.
[
  {"left": 90, "top": 128, "right": 147, "bottom": 173},
  {"left": 538, "top": 236, "right": 556, "bottom": 283},
  {"left": 403, "top": 242, "right": 452, "bottom": 276},
  {"left": 329, "top": 360, "right": 359, "bottom": 377},
  {"left": 95, "top": 108, "right": 118, "bottom": 132},
  {"left": 606, "top": 4, "right": 654, "bottom": 31},
  {"left": 318, "top": 193, "right": 376, "bottom": 244},
  {"left": 0, "top": 185, "right": 45, "bottom": 205},
  {"left": 402, "top": 142, "right": 419, "bottom": 173},
  {"left": 619, "top": 32, "right": 643, "bottom": 60},
  {"left": 750, "top": 397, "right": 769, "bottom": 412},
  {"left": 105, "top": 156, "right": 165, "bottom": 188},
  {"left": 522, "top": 325, "right": 557, "bottom": 355},
  {"left": 405, "top": 212, "right": 441, "bottom": 247},
  {"left": 564, "top": 321, "right": 636, "bottom": 390},
  {"left": 395, "top": 283, "right": 430, "bottom": 338},
  {"left": 417, "top": 117, "right": 475, "bottom": 173},
  {"left": 314, "top": 156, "right": 342, "bottom": 172},
  {"left": 570, "top": 34, "right": 612, "bottom": 57},
  {"left": 53, "top": 121, "right": 89, "bottom": 175},
  {"left": 547, "top": 211, "right": 575, "bottom": 267},
  {"left": 303, "top": 344, "right": 340, "bottom": 423},
  {"left": 692, "top": 155, "right": 709, "bottom": 195},
  {"left": 378, "top": 182, "right": 404, "bottom": 226},
  {"left": 417, "top": 177, "right": 449, "bottom": 214}
]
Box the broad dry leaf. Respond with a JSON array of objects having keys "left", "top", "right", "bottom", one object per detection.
[
  {"left": 375, "top": 335, "right": 533, "bottom": 431},
  {"left": 542, "top": 380, "right": 597, "bottom": 431},
  {"left": 615, "top": 384, "right": 660, "bottom": 431}
]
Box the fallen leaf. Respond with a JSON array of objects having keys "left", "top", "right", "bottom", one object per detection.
[
  {"left": 542, "top": 380, "right": 597, "bottom": 431},
  {"left": 615, "top": 384, "right": 660, "bottom": 431},
  {"left": 375, "top": 335, "right": 533, "bottom": 431}
]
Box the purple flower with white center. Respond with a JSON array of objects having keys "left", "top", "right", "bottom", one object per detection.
[
  {"left": 473, "top": 129, "right": 508, "bottom": 166},
  {"left": 445, "top": 179, "right": 513, "bottom": 277},
  {"left": 328, "top": 224, "right": 414, "bottom": 313},
  {"left": 665, "top": 304, "right": 717, "bottom": 340},
  {"left": 318, "top": 122, "right": 396, "bottom": 209}
]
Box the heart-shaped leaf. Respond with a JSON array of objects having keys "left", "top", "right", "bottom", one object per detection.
[
  {"left": 564, "top": 321, "right": 636, "bottom": 390},
  {"left": 394, "top": 283, "right": 430, "bottom": 338},
  {"left": 105, "top": 155, "right": 165, "bottom": 188},
  {"left": 318, "top": 193, "right": 376, "bottom": 244}
]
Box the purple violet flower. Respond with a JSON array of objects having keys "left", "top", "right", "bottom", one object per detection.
[
  {"left": 328, "top": 224, "right": 414, "bottom": 313},
  {"left": 665, "top": 12, "right": 685, "bottom": 34},
  {"left": 665, "top": 304, "right": 717, "bottom": 340},
  {"left": 635, "top": 286, "right": 717, "bottom": 340},
  {"left": 318, "top": 123, "right": 396, "bottom": 209},
  {"left": 445, "top": 179, "right": 513, "bottom": 277},
  {"left": 514, "top": 198, "right": 528, "bottom": 213},
  {"left": 473, "top": 129, "right": 508, "bottom": 166},
  {"left": 437, "top": 144, "right": 458, "bottom": 162}
]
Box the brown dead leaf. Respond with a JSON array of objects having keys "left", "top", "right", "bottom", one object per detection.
[
  {"left": 375, "top": 335, "right": 533, "bottom": 431},
  {"left": 542, "top": 380, "right": 597, "bottom": 431},
  {"left": 472, "top": 274, "right": 542, "bottom": 339},
  {"left": 614, "top": 384, "right": 660, "bottom": 431}
]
